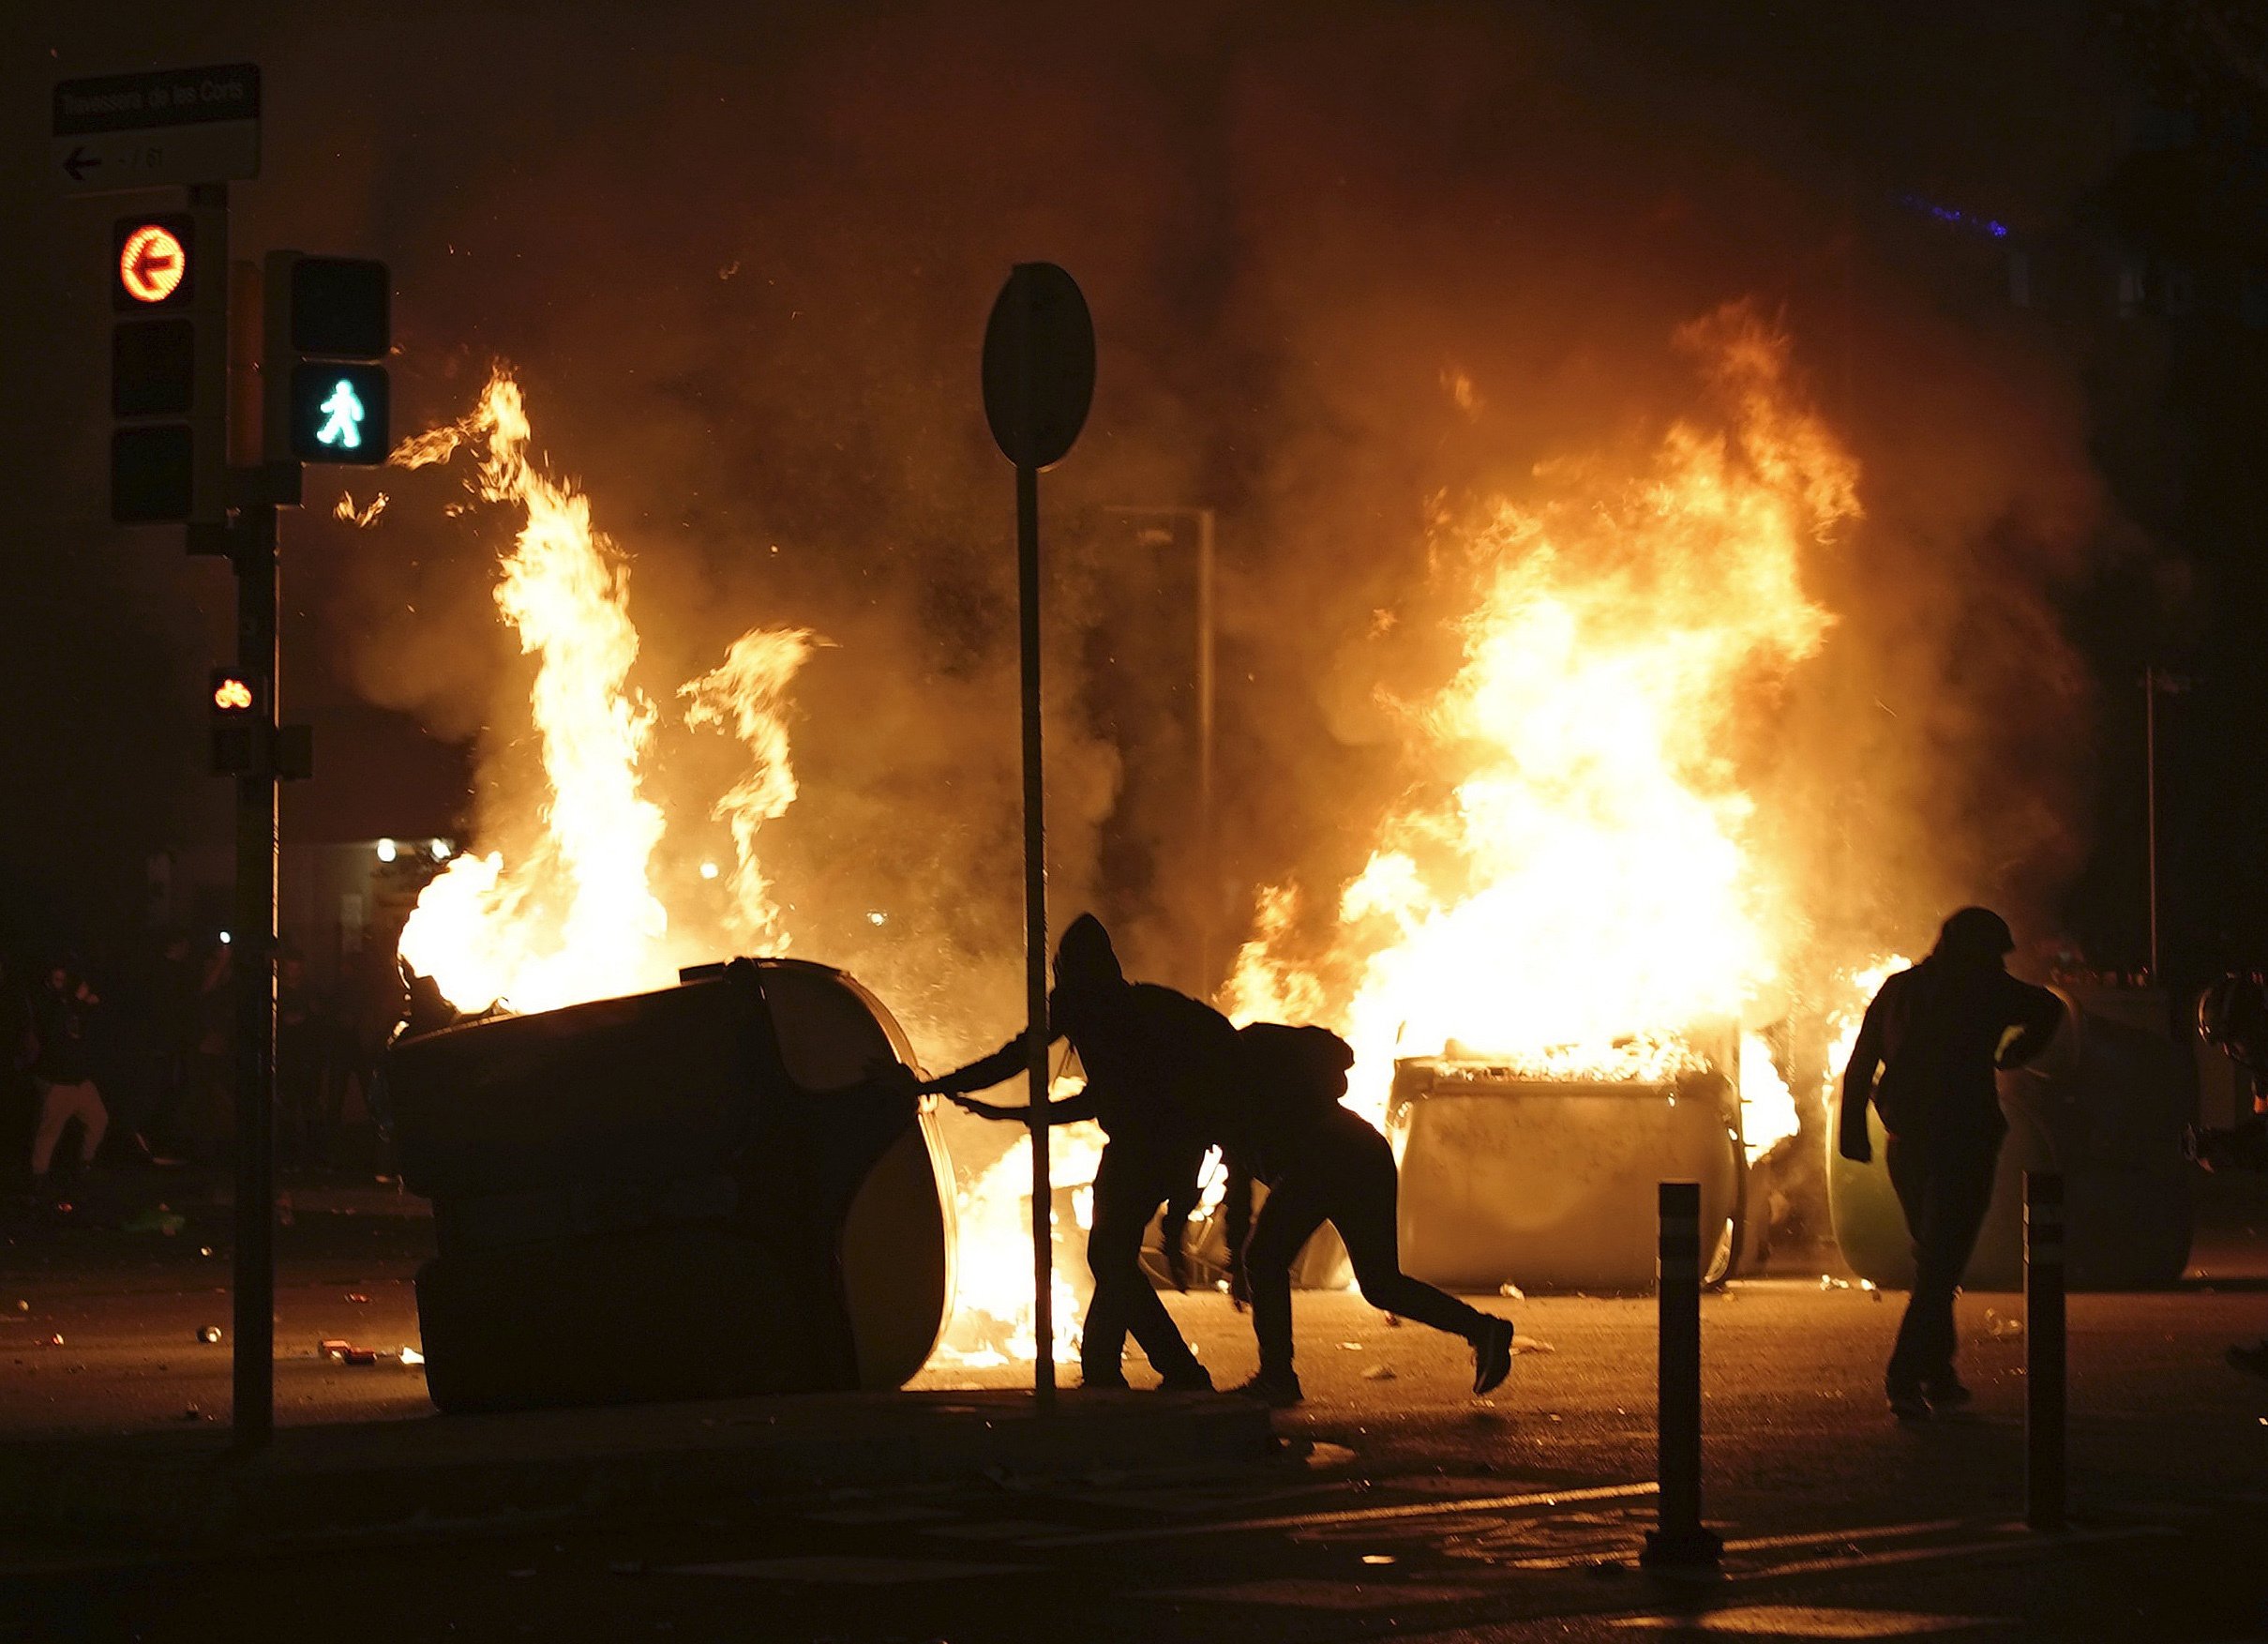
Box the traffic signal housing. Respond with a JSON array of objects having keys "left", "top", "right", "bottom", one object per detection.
[
  {"left": 210, "top": 666, "right": 261, "bottom": 776},
  {"left": 264, "top": 251, "right": 389, "bottom": 467},
  {"left": 111, "top": 209, "right": 224, "bottom": 525}
]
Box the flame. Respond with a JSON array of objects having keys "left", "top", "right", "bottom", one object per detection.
[
  {"left": 1227, "top": 308, "right": 1863, "bottom": 1159},
  {"left": 930, "top": 1115, "right": 1107, "bottom": 1368},
  {"left": 393, "top": 371, "right": 672, "bottom": 1013},
  {"left": 681, "top": 628, "right": 820, "bottom": 949},
  {"left": 392, "top": 370, "right": 816, "bottom": 1015}
]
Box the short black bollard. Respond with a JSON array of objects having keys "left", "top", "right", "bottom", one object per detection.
[
  {"left": 1641, "top": 1180, "right": 1723, "bottom": 1568},
  {"left": 2025, "top": 1169, "right": 2066, "bottom": 1531}
]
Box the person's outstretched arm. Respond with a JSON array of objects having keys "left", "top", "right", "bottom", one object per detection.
[
  {"left": 1838, "top": 988, "right": 1890, "bottom": 1164},
  {"left": 946, "top": 1083, "right": 1102, "bottom": 1124},
  {"left": 920, "top": 995, "right": 1060, "bottom": 1100},
  {"left": 1996, "top": 978, "right": 2065, "bottom": 1071}
]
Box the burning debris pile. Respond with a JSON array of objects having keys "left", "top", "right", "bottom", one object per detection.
[{"left": 1224, "top": 309, "right": 1893, "bottom": 1166}]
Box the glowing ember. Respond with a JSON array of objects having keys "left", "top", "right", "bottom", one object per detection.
[{"left": 1226, "top": 308, "right": 1863, "bottom": 1156}]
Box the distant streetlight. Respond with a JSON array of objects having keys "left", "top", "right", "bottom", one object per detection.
[
  {"left": 375, "top": 837, "right": 398, "bottom": 864},
  {"left": 430, "top": 838, "right": 453, "bottom": 861}
]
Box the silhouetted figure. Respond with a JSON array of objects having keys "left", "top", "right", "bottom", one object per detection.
[
  {"left": 1839, "top": 906, "right": 2063, "bottom": 1420},
  {"left": 924, "top": 914, "right": 1226, "bottom": 1391},
  {"left": 1218, "top": 1022, "right": 1514, "bottom": 1407},
  {"left": 276, "top": 952, "right": 336, "bottom": 1169},
  {"left": 27, "top": 959, "right": 108, "bottom": 1188}
]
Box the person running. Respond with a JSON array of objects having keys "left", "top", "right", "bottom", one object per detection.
[
  {"left": 924, "top": 914, "right": 1227, "bottom": 1392},
  {"left": 1220, "top": 1021, "right": 1515, "bottom": 1408},
  {"left": 27, "top": 958, "right": 109, "bottom": 1191},
  {"left": 1839, "top": 906, "right": 2063, "bottom": 1421}
]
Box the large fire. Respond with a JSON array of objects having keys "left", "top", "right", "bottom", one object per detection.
[
  {"left": 388, "top": 314, "right": 1899, "bottom": 1377},
  {"left": 1224, "top": 308, "right": 1879, "bottom": 1158},
  {"left": 390, "top": 370, "right": 813, "bottom": 1014}
]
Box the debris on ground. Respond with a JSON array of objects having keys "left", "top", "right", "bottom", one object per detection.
[
  {"left": 321, "top": 1338, "right": 382, "bottom": 1365},
  {"left": 122, "top": 1206, "right": 187, "bottom": 1236},
  {"left": 1510, "top": 1337, "right": 1555, "bottom": 1355},
  {"left": 1499, "top": 1283, "right": 1525, "bottom": 1300},
  {"left": 196, "top": 1325, "right": 222, "bottom": 1345},
  {"left": 1985, "top": 1308, "right": 2024, "bottom": 1339},
  {"left": 1361, "top": 1364, "right": 1398, "bottom": 1380}
]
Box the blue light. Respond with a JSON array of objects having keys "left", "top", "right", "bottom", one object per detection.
[{"left": 1898, "top": 193, "right": 2010, "bottom": 242}]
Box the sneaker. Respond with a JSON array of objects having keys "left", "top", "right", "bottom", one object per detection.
[
  {"left": 1156, "top": 1365, "right": 1214, "bottom": 1394},
  {"left": 1921, "top": 1378, "right": 1973, "bottom": 1412},
  {"left": 1473, "top": 1316, "right": 1516, "bottom": 1396},
  {"left": 1229, "top": 1370, "right": 1304, "bottom": 1409},
  {"left": 1887, "top": 1384, "right": 1930, "bottom": 1423}
]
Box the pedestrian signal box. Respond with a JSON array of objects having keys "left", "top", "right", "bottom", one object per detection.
[{"left": 264, "top": 249, "right": 389, "bottom": 467}]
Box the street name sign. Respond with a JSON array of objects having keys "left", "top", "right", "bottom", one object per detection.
[{"left": 53, "top": 63, "right": 261, "bottom": 194}]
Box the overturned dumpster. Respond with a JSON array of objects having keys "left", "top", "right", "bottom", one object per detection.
[{"left": 383, "top": 958, "right": 955, "bottom": 1413}]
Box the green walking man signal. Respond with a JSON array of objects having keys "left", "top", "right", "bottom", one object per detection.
[{"left": 317, "top": 378, "right": 365, "bottom": 448}]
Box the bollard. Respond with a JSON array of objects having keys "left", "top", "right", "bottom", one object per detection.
[
  {"left": 2025, "top": 1170, "right": 2066, "bottom": 1531},
  {"left": 1641, "top": 1180, "right": 1722, "bottom": 1568}
]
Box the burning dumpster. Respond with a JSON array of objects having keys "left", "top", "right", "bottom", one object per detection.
[
  {"left": 384, "top": 957, "right": 954, "bottom": 1413},
  {"left": 1386, "top": 1048, "right": 1745, "bottom": 1292},
  {"left": 1828, "top": 983, "right": 2194, "bottom": 1290}
]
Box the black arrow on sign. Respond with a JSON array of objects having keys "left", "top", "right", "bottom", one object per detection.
[{"left": 63, "top": 145, "right": 100, "bottom": 182}]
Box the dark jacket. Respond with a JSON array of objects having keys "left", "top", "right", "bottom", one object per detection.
[
  {"left": 29, "top": 985, "right": 98, "bottom": 1086},
  {"left": 1839, "top": 958, "right": 2062, "bottom": 1156},
  {"left": 932, "top": 980, "right": 1239, "bottom": 1147}
]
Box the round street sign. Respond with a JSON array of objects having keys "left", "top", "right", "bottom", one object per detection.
[{"left": 982, "top": 263, "right": 1093, "bottom": 470}]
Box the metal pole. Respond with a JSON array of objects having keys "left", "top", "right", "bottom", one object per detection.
[
  {"left": 2025, "top": 1170, "right": 2066, "bottom": 1531},
  {"left": 194, "top": 178, "right": 274, "bottom": 1454},
  {"left": 1641, "top": 1180, "right": 1720, "bottom": 1567},
  {"left": 2144, "top": 667, "right": 2159, "bottom": 983},
  {"left": 1194, "top": 506, "right": 1216, "bottom": 999},
  {"left": 230, "top": 494, "right": 278, "bottom": 1449},
  {"left": 1017, "top": 458, "right": 1054, "bottom": 1409}
]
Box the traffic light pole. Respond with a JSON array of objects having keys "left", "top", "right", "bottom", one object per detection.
[{"left": 229, "top": 482, "right": 280, "bottom": 1450}]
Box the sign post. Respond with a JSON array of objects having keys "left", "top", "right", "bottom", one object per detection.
[{"left": 982, "top": 264, "right": 1095, "bottom": 1408}]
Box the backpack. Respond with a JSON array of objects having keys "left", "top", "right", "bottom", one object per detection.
[{"left": 1238, "top": 1021, "right": 1355, "bottom": 1115}]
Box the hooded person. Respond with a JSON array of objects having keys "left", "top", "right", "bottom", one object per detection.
[
  {"left": 923, "top": 914, "right": 1227, "bottom": 1391},
  {"left": 1839, "top": 906, "right": 2064, "bottom": 1420}
]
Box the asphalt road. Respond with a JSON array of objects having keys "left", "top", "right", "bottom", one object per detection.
[{"left": 7, "top": 1171, "right": 2268, "bottom": 1641}]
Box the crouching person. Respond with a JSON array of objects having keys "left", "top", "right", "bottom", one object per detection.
[{"left": 1223, "top": 1023, "right": 1515, "bottom": 1408}]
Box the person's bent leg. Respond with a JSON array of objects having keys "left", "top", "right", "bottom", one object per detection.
[
  {"left": 1242, "top": 1170, "right": 1330, "bottom": 1395},
  {"left": 1914, "top": 1141, "right": 1999, "bottom": 1391},
  {"left": 1884, "top": 1137, "right": 1938, "bottom": 1402},
  {"left": 1326, "top": 1123, "right": 1489, "bottom": 1339},
  {"left": 1079, "top": 1149, "right": 1146, "bottom": 1386},
  {"left": 75, "top": 1083, "right": 109, "bottom": 1166},
  {"left": 29, "top": 1082, "right": 73, "bottom": 1179}
]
